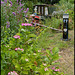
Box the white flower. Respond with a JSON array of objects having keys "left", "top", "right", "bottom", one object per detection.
[
  {"left": 17, "top": 47, "right": 20, "bottom": 50},
  {"left": 33, "top": 53, "right": 37, "bottom": 55},
  {"left": 43, "top": 63, "right": 47, "bottom": 66},
  {"left": 38, "top": 50, "right": 41, "bottom": 52},
  {"left": 9, "top": 4, "right": 11, "bottom": 6},
  {"left": 25, "top": 59, "right": 29, "bottom": 61}
]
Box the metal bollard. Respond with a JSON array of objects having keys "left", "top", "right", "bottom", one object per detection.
[{"left": 62, "top": 14, "right": 71, "bottom": 41}]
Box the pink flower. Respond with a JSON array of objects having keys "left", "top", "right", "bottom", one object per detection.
[
  {"left": 13, "top": 35, "right": 20, "bottom": 39},
  {"left": 15, "top": 48, "right": 24, "bottom": 51},
  {"left": 8, "top": 72, "right": 10, "bottom": 75},
  {"left": 20, "top": 48, "right": 24, "bottom": 51},
  {"left": 15, "top": 48, "right": 18, "bottom": 51},
  {"left": 21, "top": 23, "right": 32, "bottom": 26},
  {"left": 44, "top": 67, "right": 48, "bottom": 71},
  {"left": 54, "top": 69, "right": 58, "bottom": 71},
  {"left": 52, "top": 67, "right": 55, "bottom": 70},
  {"left": 13, "top": 71, "right": 18, "bottom": 75},
  {"left": 57, "top": 69, "right": 60, "bottom": 71},
  {"left": 8, "top": 71, "right": 18, "bottom": 75}
]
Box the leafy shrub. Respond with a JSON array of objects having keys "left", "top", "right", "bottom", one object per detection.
[
  {"left": 45, "top": 17, "right": 63, "bottom": 29},
  {"left": 1, "top": 0, "right": 65, "bottom": 75},
  {"left": 65, "top": 9, "right": 74, "bottom": 30}
]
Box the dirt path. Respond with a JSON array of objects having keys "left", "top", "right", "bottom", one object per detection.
[
  {"left": 37, "top": 28, "right": 74, "bottom": 75},
  {"left": 58, "top": 30, "right": 74, "bottom": 75},
  {"left": 48, "top": 30, "right": 74, "bottom": 75}
]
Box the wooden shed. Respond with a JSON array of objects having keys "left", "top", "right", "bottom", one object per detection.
[{"left": 33, "top": 4, "right": 56, "bottom": 17}]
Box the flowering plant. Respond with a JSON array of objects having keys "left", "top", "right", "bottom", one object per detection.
[{"left": 1, "top": 0, "right": 65, "bottom": 75}]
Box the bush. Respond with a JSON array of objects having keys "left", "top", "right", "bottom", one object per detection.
[{"left": 1, "top": 0, "right": 65, "bottom": 75}]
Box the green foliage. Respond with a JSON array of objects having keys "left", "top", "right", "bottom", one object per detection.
[
  {"left": 45, "top": 17, "right": 63, "bottom": 29},
  {"left": 2, "top": 0, "right": 72, "bottom": 75},
  {"left": 24, "top": 1, "right": 33, "bottom": 12},
  {"left": 1, "top": 24, "right": 63, "bottom": 75}
]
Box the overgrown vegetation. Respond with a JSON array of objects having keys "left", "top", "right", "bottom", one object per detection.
[{"left": 1, "top": 0, "right": 74, "bottom": 75}]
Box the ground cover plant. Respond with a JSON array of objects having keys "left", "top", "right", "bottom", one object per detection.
[{"left": 1, "top": 0, "right": 74, "bottom": 75}]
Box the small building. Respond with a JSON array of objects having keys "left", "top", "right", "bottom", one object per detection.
[{"left": 33, "top": 4, "right": 56, "bottom": 17}]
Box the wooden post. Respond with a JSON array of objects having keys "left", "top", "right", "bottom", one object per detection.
[
  {"left": 40, "top": 6, "right": 42, "bottom": 16},
  {"left": 43, "top": 6, "right": 45, "bottom": 16}
]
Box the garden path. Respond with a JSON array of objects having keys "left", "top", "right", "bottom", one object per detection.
[{"left": 48, "top": 30, "right": 74, "bottom": 75}]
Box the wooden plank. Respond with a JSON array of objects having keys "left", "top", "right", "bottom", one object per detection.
[{"left": 33, "top": 23, "right": 63, "bottom": 32}]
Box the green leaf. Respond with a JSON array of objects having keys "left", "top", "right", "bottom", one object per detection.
[
  {"left": 44, "top": 57, "right": 49, "bottom": 62},
  {"left": 52, "top": 54, "right": 59, "bottom": 61},
  {"left": 9, "top": 50, "right": 18, "bottom": 58},
  {"left": 27, "top": 39, "right": 33, "bottom": 44},
  {"left": 28, "top": 34, "right": 36, "bottom": 38},
  {"left": 46, "top": 50, "right": 52, "bottom": 57},
  {"left": 52, "top": 62, "right": 60, "bottom": 65},
  {"left": 1, "top": 69, "right": 5, "bottom": 75},
  {"left": 46, "top": 50, "right": 50, "bottom": 55},
  {"left": 22, "top": 71, "right": 28, "bottom": 74},
  {"left": 16, "top": 33, "right": 22, "bottom": 36},
  {"left": 15, "top": 64, "right": 21, "bottom": 71},
  {"left": 45, "top": 73, "right": 50, "bottom": 75},
  {"left": 52, "top": 47, "right": 59, "bottom": 54}
]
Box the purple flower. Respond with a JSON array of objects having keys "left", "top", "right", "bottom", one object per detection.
[
  {"left": 6, "top": 21, "right": 10, "bottom": 28},
  {"left": 42, "top": 49, "right": 44, "bottom": 50},
  {"left": 20, "top": 8, "right": 23, "bottom": 11},
  {"left": 20, "top": 4, "right": 24, "bottom": 7},
  {"left": 4, "top": 0, "right": 7, "bottom": 3},
  {"left": 19, "top": 2, "right": 24, "bottom": 7},
  {"left": 23, "top": 11, "right": 27, "bottom": 13},
  {"left": 19, "top": 2, "right": 21, "bottom": 5},
  {"left": 17, "top": 0, "right": 18, "bottom": 3},
  {"left": 32, "top": 19, "right": 34, "bottom": 21},
  {"left": 1, "top": 1, "right": 4, "bottom": 4},
  {"left": 6, "top": 25, "right": 10, "bottom": 28},
  {"left": 9, "top": 1, "right": 13, "bottom": 5},
  {"left": 25, "top": 15, "right": 28, "bottom": 17},
  {"left": 7, "top": 21, "right": 10, "bottom": 25},
  {"left": 31, "top": 22, "right": 33, "bottom": 24},
  {"left": 26, "top": 8, "right": 29, "bottom": 12},
  {"left": 12, "top": 12, "right": 16, "bottom": 15},
  {"left": 19, "top": 8, "right": 23, "bottom": 13}
]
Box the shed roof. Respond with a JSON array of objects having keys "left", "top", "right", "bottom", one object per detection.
[{"left": 33, "top": 4, "right": 54, "bottom": 7}]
